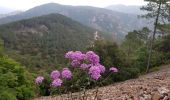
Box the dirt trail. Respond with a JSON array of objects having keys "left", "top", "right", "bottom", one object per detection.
[{"left": 35, "top": 65, "right": 170, "bottom": 100}]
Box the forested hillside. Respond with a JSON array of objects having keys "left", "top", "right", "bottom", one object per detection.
[{"left": 0, "top": 13, "right": 110, "bottom": 72}]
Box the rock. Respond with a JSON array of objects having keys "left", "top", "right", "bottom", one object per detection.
[
  {"left": 163, "top": 96, "right": 169, "bottom": 100},
  {"left": 143, "top": 94, "right": 151, "bottom": 100},
  {"left": 152, "top": 93, "right": 161, "bottom": 100},
  {"left": 158, "top": 87, "right": 170, "bottom": 95},
  {"left": 139, "top": 96, "right": 145, "bottom": 100},
  {"left": 143, "top": 91, "right": 147, "bottom": 94}
]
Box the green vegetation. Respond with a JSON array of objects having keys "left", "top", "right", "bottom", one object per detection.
[
  {"left": 141, "top": 0, "right": 170, "bottom": 72},
  {"left": 120, "top": 25, "right": 170, "bottom": 73},
  {"left": 0, "top": 14, "right": 111, "bottom": 72},
  {"left": 0, "top": 40, "right": 35, "bottom": 100},
  {"left": 88, "top": 40, "right": 140, "bottom": 85}
]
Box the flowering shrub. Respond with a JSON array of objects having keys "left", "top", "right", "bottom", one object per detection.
[{"left": 35, "top": 51, "right": 118, "bottom": 98}]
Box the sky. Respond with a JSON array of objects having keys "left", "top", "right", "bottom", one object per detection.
[{"left": 0, "top": 0, "right": 146, "bottom": 10}]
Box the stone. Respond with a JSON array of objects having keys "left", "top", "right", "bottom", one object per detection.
[
  {"left": 143, "top": 94, "right": 151, "bottom": 100},
  {"left": 163, "top": 96, "right": 169, "bottom": 100},
  {"left": 151, "top": 93, "right": 161, "bottom": 100},
  {"left": 158, "top": 87, "right": 170, "bottom": 95}
]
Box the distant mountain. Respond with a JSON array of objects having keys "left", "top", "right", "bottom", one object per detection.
[
  {"left": 0, "top": 3, "right": 149, "bottom": 41},
  {"left": 0, "top": 13, "right": 110, "bottom": 71},
  {"left": 105, "top": 5, "right": 144, "bottom": 15},
  {"left": 0, "top": 6, "right": 14, "bottom": 14},
  {"left": 0, "top": 10, "right": 22, "bottom": 18}
]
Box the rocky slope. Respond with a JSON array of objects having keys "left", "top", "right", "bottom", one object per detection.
[{"left": 35, "top": 65, "right": 170, "bottom": 100}]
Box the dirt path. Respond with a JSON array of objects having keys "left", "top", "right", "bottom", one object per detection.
[{"left": 35, "top": 65, "right": 170, "bottom": 100}]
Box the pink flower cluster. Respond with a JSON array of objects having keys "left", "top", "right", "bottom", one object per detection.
[
  {"left": 35, "top": 76, "right": 44, "bottom": 84},
  {"left": 51, "top": 78, "right": 63, "bottom": 87},
  {"left": 65, "top": 51, "right": 85, "bottom": 61},
  {"left": 61, "top": 68, "right": 72, "bottom": 79},
  {"left": 65, "top": 51, "right": 107, "bottom": 80},
  {"left": 35, "top": 68, "right": 72, "bottom": 87},
  {"left": 50, "top": 70, "right": 60, "bottom": 80},
  {"left": 86, "top": 51, "right": 100, "bottom": 64},
  {"left": 35, "top": 51, "right": 119, "bottom": 88},
  {"left": 50, "top": 68, "right": 72, "bottom": 87}
]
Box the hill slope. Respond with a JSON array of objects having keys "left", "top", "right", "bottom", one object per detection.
[
  {"left": 0, "top": 3, "right": 148, "bottom": 40},
  {"left": 0, "top": 13, "right": 109, "bottom": 71}
]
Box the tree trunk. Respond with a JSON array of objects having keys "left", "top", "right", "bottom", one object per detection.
[{"left": 146, "top": 1, "right": 162, "bottom": 73}]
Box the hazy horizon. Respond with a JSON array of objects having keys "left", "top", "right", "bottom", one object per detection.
[{"left": 0, "top": 0, "right": 146, "bottom": 11}]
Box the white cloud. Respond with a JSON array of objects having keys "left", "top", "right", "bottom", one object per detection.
[{"left": 0, "top": 0, "right": 146, "bottom": 10}]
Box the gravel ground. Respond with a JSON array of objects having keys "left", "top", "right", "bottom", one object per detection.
[{"left": 35, "top": 65, "right": 170, "bottom": 100}]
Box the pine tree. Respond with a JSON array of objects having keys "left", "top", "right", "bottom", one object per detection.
[{"left": 141, "top": 0, "right": 170, "bottom": 73}]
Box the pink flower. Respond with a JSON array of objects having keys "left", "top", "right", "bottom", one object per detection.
[
  {"left": 110, "top": 67, "right": 118, "bottom": 73},
  {"left": 89, "top": 66, "right": 101, "bottom": 80},
  {"left": 80, "top": 64, "right": 90, "bottom": 70},
  {"left": 90, "top": 72, "right": 101, "bottom": 80},
  {"left": 50, "top": 70, "right": 60, "bottom": 79},
  {"left": 89, "top": 66, "right": 101, "bottom": 74},
  {"left": 61, "top": 68, "right": 72, "bottom": 79},
  {"left": 35, "top": 76, "right": 44, "bottom": 84},
  {"left": 71, "top": 60, "right": 80, "bottom": 67},
  {"left": 97, "top": 64, "right": 105, "bottom": 74},
  {"left": 65, "top": 51, "right": 85, "bottom": 61},
  {"left": 85, "top": 51, "right": 100, "bottom": 64},
  {"left": 65, "top": 51, "right": 74, "bottom": 59},
  {"left": 51, "top": 78, "right": 63, "bottom": 87}
]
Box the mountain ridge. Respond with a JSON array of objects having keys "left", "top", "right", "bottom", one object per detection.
[
  {"left": 105, "top": 4, "right": 143, "bottom": 15},
  {"left": 0, "top": 3, "right": 148, "bottom": 40}
]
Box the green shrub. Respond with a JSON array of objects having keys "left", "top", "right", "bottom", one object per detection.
[
  {"left": 88, "top": 40, "right": 140, "bottom": 84},
  {"left": 0, "top": 90, "right": 17, "bottom": 100},
  {"left": 0, "top": 56, "right": 35, "bottom": 100},
  {"left": 113, "top": 67, "right": 140, "bottom": 81}
]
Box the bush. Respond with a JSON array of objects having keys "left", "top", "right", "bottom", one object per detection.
[
  {"left": 88, "top": 40, "right": 140, "bottom": 84},
  {"left": 0, "top": 91, "right": 17, "bottom": 100},
  {"left": 134, "top": 46, "right": 165, "bottom": 73},
  {"left": 113, "top": 67, "right": 140, "bottom": 81},
  {"left": 0, "top": 56, "right": 35, "bottom": 100},
  {"left": 88, "top": 40, "right": 123, "bottom": 68}
]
